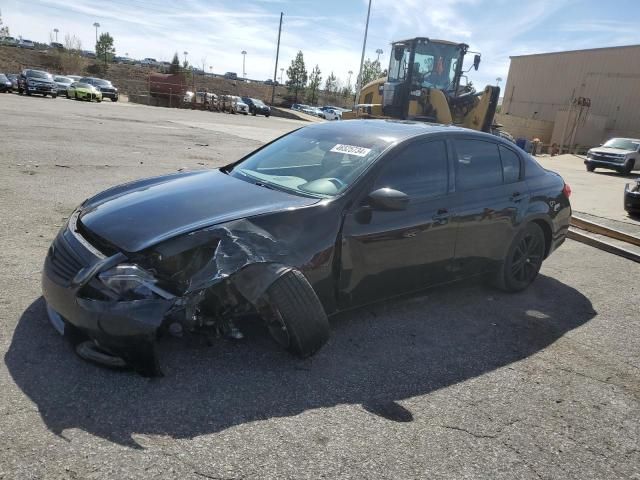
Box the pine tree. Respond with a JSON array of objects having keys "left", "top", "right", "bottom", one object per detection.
[
  {"left": 170, "top": 52, "right": 181, "bottom": 74},
  {"left": 306, "top": 65, "right": 322, "bottom": 105},
  {"left": 286, "top": 51, "right": 308, "bottom": 103}
]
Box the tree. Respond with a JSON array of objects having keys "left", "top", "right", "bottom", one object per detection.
[
  {"left": 0, "top": 10, "right": 9, "bottom": 37},
  {"left": 286, "top": 51, "right": 307, "bottom": 103},
  {"left": 306, "top": 64, "right": 322, "bottom": 105},
  {"left": 357, "top": 58, "right": 382, "bottom": 89},
  {"left": 170, "top": 52, "right": 181, "bottom": 74},
  {"left": 95, "top": 32, "right": 115, "bottom": 68},
  {"left": 56, "top": 34, "right": 83, "bottom": 73},
  {"left": 324, "top": 71, "right": 337, "bottom": 94}
]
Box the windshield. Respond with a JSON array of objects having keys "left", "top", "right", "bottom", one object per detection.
[
  {"left": 603, "top": 138, "right": 640, "bottom": 151},
  {"left": 0, "top": 74, "right": 8, "bottom": 82},
  {"left": 76, "top": 83, "right": 92, "bottom": 89},
  {"left": 27, "top": 70, "right": 52, "bottom": 80},
  {"left": 93, "top": 79, "right": 111, "bottom": 86},
  {"left": 253, "top": 99, "right": 265, "bottom": 106},
  {"left": 54, "top": 76, "right": 72, "bottom": 83},
  {"left": 228, "top": 124, "right": 395, "bottom": 197},
  {"left": 413, "top": 40, "right": 461, "bottom": 90}
]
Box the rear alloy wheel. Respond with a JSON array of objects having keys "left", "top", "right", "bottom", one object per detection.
[
  {"left": 263, "top": 270, "right": 330, "bottom": 357},
  {"left": 495, "top": 223, "right": 545, "bottom": 292}
]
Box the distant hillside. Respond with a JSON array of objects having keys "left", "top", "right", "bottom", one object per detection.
[{"left": 0, "top": 46, "right": 354, "bottom": 108}]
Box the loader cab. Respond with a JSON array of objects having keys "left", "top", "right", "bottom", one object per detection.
[{"left": 383, "top": 38, "right": 469, "bottom": 119}]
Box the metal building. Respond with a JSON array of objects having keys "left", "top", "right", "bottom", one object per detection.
[{"left": 501, "top": 44, "right": 640, "bottom": 149}]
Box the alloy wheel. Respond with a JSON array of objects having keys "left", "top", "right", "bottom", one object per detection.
[{"left": 510, "top": 233, "right": 544, "bottom": 283}]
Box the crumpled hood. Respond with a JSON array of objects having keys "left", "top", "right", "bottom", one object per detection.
[{"left": 79, "top": 169, "right": 318, "bottom": 253}]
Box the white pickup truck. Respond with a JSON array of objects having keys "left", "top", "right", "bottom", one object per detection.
[{"left": 585, "top": 137, "right": 640, "bottom": 175}]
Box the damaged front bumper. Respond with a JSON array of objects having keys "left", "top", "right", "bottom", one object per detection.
[{"left": 42, "top": 210, "right": 297, "bottom": 376}]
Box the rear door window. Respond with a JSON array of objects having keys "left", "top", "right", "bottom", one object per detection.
[
  {"left": 454, "top": 139, "right": 503, "bottom": 191},
  {"left": 499, "top": 146, "right": 522, "bottom": 184},
  {"left": 375, "top": 140, "right": 448, "bottom": 198}
]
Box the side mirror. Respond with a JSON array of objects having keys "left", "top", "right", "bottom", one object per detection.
[
  {"left": 473, "top": 54, "right": 481, "bottom": 71},
  {"left": 368, "top": 188, "right": 409, "bottom": 211}
]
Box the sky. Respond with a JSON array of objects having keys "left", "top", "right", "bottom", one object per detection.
[{"left": 2, "top": 0, "right": 639, "bottom": 90}]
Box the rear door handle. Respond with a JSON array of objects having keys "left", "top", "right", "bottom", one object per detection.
[{"left": 510, "top": 191, "right": 524, "bottom": 202}]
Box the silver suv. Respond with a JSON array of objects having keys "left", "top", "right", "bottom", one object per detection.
[{"left": 585, "top": 138, "right": 640, "bottom": 175}]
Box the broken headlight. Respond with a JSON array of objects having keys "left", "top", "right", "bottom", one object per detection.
[{"left": 99, "top": 264, "right": 173, "bottom": 300}]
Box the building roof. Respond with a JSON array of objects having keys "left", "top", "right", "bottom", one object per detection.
[{"left": 510, "top": 44, "right": 640, "bottom": 59}]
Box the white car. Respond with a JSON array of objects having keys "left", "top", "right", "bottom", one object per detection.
[
  {"left": 18, "top": 39, "right": 35, "bottom": 49},
  {"left": 585, "top": 137, "right": 640, "bottom": 175},
  {"left": 231, "top": 95, "right": 249, "bottom": 114},
  {"left": 323, "top": 108, "right": 341, "bottom": 121}
]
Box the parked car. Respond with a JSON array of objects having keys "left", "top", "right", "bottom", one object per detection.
[
  {"left": 323, "top": 108, "right": 341, "bottom": 121},
  {"left": 67, "top": 75, "right": 82, "bottom": 82},
  {"left": 141, "top": 58, "right": 158, "bottom": 66},
  {"left": 242, "top": 97, "right": 271, "bottom": 117},
  {"left": 0, "top": 36, "right": 18, "bottom": 46},
  {"left": 67, "top": 82, "right": 102, "bottom": 102},
  {"left": 18, "top": 39, "right": 35, "bottom": 49},
  {"left": 624, "top": 180, "right": 640, "bottom": 216},
  {"left": 230, "top": 95, "right": 249, "bottom": 114},
  {"left": 50, "top": 42, "right": 64, "bottom": 50},
  {"left": 81, "top": 50, "right": 96, "bottom": 58},
  {"left": 7, "top": 73, "right": 18, "bottom": 90},
  {"left": 264, "top": 79, "right": 274, "bottom": 85},
  {"left": 41, "top": 120, "right": 571, "bottom": 375},
  {"left": 585, "top": 137, "right": 640, "bottom": 175},
  {"left": 79, "top": 77, "right": 119, "bottom": 102},
  {"left": 0, "top": 74, "right": 12, "bottom": 92},
  {"left": 291, "top": 104, "right": 303, "bottom": 111},
  {"left": 53, "top": 75, "right": 74, "bottom": 95},
  {"left": 224, "top": 72, "right": 238, "bottom": 80},
  {"left": 309, "top": 107, "right": 326, "bottom": 119},
  {"left": 17, "top": 69, "right": 57, "bottom": 97}
]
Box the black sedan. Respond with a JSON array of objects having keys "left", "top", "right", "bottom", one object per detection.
[
  {"left": 242, "top": 97, "right": 271, "bottom": 117},
  {"left": 42, "top": 120, "right": 571, "bottom": 375}
]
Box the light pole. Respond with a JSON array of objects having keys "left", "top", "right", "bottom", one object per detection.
[
  {"left": 279, "top": 67, "right": 284, "bottom": 84},
  {"left": 347, "top": 70, "right": 353, "bottom": 89},
  {"left": 53, "top": 28, "right": 59, "bottom": 42},
  {"left": 183, "top": 51, "right": 188, "bottom": 65},
  {"left": 92, "top": 22, "right": 100, "bottom": 43},
  {"left": 355, "top": 0, "right": 372, "bottom": 107},
  {"left": 496, "top": 77, "right": 502, "bottom": 87},
  {"left": 241, "top": 50, "right": 247, "bottom": 79},
  {"left": 375, "top": 48, "right": 383, "bottom": 63}
]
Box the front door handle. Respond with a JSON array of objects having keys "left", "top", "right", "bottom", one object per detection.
[
  {"left": 432, "top": 208, "right": 450, "bottom": 225},
  {"left": 510, "top": 191, "right": 524, "bottom": 202}
]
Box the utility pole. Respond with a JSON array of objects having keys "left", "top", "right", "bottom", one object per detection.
[
  {"left": 355, "top": 0, "right": 372, "bottom": 107},
  {"left": 271, "top": 12, "right": 283, "bottom": 105},
  {"left": 93, "top": 22, "right": 100, "bottom": 43},
  {"left": 241, "top": 50, "right": 247, "bottom": 79}
]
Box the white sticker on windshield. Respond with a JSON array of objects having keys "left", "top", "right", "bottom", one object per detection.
[{"left": 330, "top": 144, "right": 372, "bottom": 157}]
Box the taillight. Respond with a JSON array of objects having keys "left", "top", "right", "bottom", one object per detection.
[{"left": 562, "top": 183, "right": 572, "bottom": 198}]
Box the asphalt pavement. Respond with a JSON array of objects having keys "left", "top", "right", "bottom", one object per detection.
[{"left": 0, "top": 94, "right": 638, "bottom": 479}]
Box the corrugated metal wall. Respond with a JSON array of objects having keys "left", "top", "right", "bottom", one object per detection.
[{"left": 501, "top": 45, "right": 640, "bottom": 142}]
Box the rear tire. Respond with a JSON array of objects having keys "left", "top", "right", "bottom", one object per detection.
[
  {"left": 111, "top": 97, "right": 118, "bottom": 102},
  {"left": 263, "top": 270, "right": 330, "bottom": 358},
  {"left": 494, "top": 223, "right": 545, "bottom": 292}
]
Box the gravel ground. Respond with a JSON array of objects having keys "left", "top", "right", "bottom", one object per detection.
[{"left": 1, "top": 94, "right": 639, "bottom": 479}]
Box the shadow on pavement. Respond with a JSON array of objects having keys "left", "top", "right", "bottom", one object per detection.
[{"left": 5, "top": 275, "right": 595, "bottom": 448}]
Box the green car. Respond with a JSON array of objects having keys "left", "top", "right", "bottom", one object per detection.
[{"left": 67, "top": 82, "right": 103, "bottom": 102}]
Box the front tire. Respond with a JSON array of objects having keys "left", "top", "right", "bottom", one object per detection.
[
  {"left": 586, "top": 165, "right": 595, "bottom": 172},
  {"left": 111, "top": 97, "right": 118, "bottom": 102},
  {"left": 622, "top": 160, "right": 634, "bottom": 175},
  {"left": 263, "top": 270, "right": 330, "bottom": 358},
  {"left": 494, "top": 223, "right": 545, "bottom": 292}
]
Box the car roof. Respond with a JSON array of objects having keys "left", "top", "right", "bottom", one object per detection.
[{"left": 303, "top": 119, "right": 469, "bottom": 140}]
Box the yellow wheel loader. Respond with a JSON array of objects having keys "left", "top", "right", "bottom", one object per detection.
[{"left": 344, "top": 37, "right": 500, "bottom": 132}]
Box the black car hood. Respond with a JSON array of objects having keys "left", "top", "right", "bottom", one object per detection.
[{"left": 79, "top": 170, "right": 319, "bottom": 252}]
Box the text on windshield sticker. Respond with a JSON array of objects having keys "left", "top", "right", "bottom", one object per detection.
[{"left": 330, "top": 144, "right": 372, "bottom": 157}]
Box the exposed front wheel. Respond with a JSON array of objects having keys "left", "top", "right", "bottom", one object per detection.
[
  {"left": 263, "top": 270, "right": 330, "bottom": 358},
  {"left": 494, "top": 223, "right": 545, "bottom": 292},
  {"left": 622, "top": 160, "right": 634, "bottom": 175}
]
